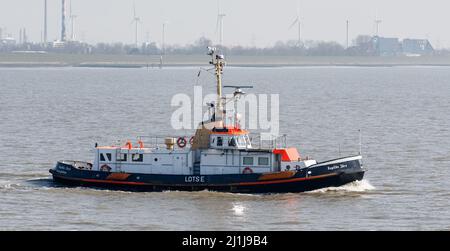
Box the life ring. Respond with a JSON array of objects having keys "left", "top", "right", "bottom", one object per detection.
[
  {"left": 189, "top": 136, "right": 195, "bottom": 145},
  {"left": 125, "top": 141, "right": 132, "bottom": 150},
  {"left": 137, "top": 140, "right": 144, "bottom": 149},
  {"left": 100, "top": 164, "right": 111, "bottom": 172},
  {"left": 177, "top": 137, "right": 187, "bottom": 148},
  {"left": 242, "top": 167, "right": 253, "bottom": 174}
]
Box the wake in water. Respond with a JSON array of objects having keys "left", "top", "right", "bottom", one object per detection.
[{"left": 307, "top": 179, "right": 375, "bottom": 194}]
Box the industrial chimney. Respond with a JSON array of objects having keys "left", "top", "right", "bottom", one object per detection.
[
  {"left": 61, "top": 0, "right": 66, "bottom": 42},
  {"left": 44, "top": 0, "right": 47, "bottom": 44}
]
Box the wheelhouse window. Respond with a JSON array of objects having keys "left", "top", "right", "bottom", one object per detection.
[
  {"left": 100, "top": 153, "right": 106, "bottom": 162},
  {"left": 117, "top": 153, "right": 127, "bottom": 162},
  {"left": 258, "top": 157, "right": 269, "bottom": 166},
  {"left": 132, "top": 153, "right": 143, "bottom": 162},
  {"left": 106, "top": 153, "right": 111, "bottom": 161},
  {"left": 237, "top": 136, "right": 246, "bottom": 147},
  {"left": 228, "top": 137, "right": 237, "bottom": 147},
  {"left": 217, "top": 137, "right": 223, "bottom": 146},
  {"left": 245, "top": 136, "right": 251, "bottom": 146},
  {"left": 243, "top": 157, "right": 254, "bottom": 165}
]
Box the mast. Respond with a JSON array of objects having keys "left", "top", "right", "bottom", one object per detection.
[{"left": 208, "top": 47, "right": 225, "bottom": 122}]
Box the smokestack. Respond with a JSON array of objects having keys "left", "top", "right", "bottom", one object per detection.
[
  {"left": 61, "top": 0, "right": 66, "bottom": 41},
  {"left": 44, "top": 0, "right": 47, "bottom": 44},
  {"left": 23, "top": 28, "right": 27, "bottom": 44},
  {"left": 346, "top": 20, "right": 349, "bottom": 49}
]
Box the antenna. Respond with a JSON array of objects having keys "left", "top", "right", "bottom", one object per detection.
[
  {"left": 224, "top": 85, "right": 253, "bottom": 96},
  {"left": 359, "top": 129, "right": 362, "bottom": 156},
  {"left": 223, "top": 86, "right": 254, "bottom": 128},
  {"left": 207, "top": 46, "right": 226, "bottom": 121}
]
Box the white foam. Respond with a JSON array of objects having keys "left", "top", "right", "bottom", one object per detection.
[
  {"left": 307, "top": 179, "right": 375, "bottom": 193},
  {"left": 232, "top": 204, "right": 246, "bottom": 216},
  {"left": 0, "top": 181, "right": 21, "bottom": 190}
]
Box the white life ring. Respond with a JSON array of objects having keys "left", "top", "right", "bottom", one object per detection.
[
  {"left": 242, "top": 167, "right": 253, "bottom": 174},
  {"left": 100, "top": 164, "right": 111, "bottom": 172}
]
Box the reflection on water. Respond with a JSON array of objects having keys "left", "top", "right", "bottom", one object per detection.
[{"left": 232, "top": 203, "right": 246, "bottom": 216}]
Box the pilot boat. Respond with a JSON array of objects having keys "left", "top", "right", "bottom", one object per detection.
[{"left": 49, "top": 48, "right": 365, "bottom": 193}]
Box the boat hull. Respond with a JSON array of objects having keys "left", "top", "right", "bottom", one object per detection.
[{"left": 49, "top": 156, "right": 365, "bottom": 193}]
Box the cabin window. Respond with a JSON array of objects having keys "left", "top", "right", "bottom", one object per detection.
[
  {"left": 228, "top": 137, "right": 237, "bottom": 147},
  {"left": 258, "top": 157, "right": 269, "bottom": 166},
  {"left": 100, "top": 153, "right": 106, "bottom": 162},
  {"left": 217, "top": 137, "right": 223, "bottom": 146},
  {"left": 245, "top": 136, "right": 251, "bottom": 145},
  {"left": 117, "top": 153, "right": 127, "bottom": 162},
  {"left": 132, "top": 154, "right": 143, "bottom": 162},
  {"left": 106, "top": 153, "right": 112, "bottom": 161},
  {"left": 243, "top": 157, "right": 254, "bottom": 165},
  {"left": 237, "top": 136, "right": 245, "bottom": 147}
]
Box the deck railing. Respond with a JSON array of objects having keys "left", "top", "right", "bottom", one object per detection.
[
  {"left": 112, "top": 133, "right": 289, "bottom": 150},
  {"left": 249, "top": 133, "right": 288, "bottom": 149}
]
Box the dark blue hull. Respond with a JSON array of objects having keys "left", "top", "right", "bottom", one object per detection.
[{"left": 49, "top": 156, "right": 365, "bottom": 193}]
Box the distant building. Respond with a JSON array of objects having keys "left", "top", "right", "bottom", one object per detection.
[
  {"left": 371, "top": 36, "right": 400, "bottom": 56},
  {"left": 349, "top": 35, "right": 435, "bottom": 56},
  {"left": 402, "top": 39, "right": 434, "bottom": 56},
  {"left": 53, "top": 40, "right": 65, "bottom": 48},
  {"left": 1, "top": 36, "right": 16, "bottom": 45}
]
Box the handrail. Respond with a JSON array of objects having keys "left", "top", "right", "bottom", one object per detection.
[
  {"left": 249, "top": 133, "right": 287, "bottom": 149},
  {"left": 136, "top": 135, "right": 195, "bottom": 150},
  {"left": 106, "top": 133, "right": 288, "bottom": 151}
]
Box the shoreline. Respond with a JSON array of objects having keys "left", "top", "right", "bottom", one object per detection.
[{"left": 2, "top": 53, "right": 450, "bottom": 68}]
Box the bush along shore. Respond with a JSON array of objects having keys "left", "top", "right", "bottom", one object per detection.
[{"left": 2, "top": 53, "right": 450, "bottom": 68}]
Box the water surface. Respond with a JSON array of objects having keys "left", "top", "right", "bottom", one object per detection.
[{"left": 1, "top": 66, "right": 449, "bottom": 230}]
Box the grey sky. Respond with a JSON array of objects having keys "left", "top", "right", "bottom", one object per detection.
[{"left": 1, "top": 0, "right": 450, "bottom": 48}]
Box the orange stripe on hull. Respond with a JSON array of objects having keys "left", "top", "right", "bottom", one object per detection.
[
  {"left": 235, "top": 173, "right": 338, "bottom": 186},
  {"left": 258, "top": 171, "right": 296, "bottom": 181},
  {"left": 106, "top": 173, "right": 131, "bottom": 181},
  {"left": 80, "top": 178, "right": 147, "bottom": 186}
]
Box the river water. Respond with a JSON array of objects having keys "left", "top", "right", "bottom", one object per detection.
[{"left": 1, "top": 66, "right": 449, "bottom": 230}]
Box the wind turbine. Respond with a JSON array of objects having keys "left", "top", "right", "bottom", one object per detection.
[
  {"left": 131, "top": 2, "right": 142, "bottom": 48},
  {"left": 289, "top": 1, "right": 301, "bottom": 47},
  {"left": 69, "top": 0, "right": 77, "bottom": 41},
  {"left": 374, "top": 11, "right": 382, "bottom": 36},
  {"left": 162, "top": 21, "right": 169, "bottom": 55},
  {"left": 216, "top": 0, "right": 226, "bottom": 49}
]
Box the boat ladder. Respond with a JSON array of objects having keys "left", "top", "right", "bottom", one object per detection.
[{"left": 193, "top": 161, "right": 201, "bottom": 175}]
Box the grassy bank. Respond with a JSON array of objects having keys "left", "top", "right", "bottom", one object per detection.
[{"left": 1, "top": 53, "right": 450, "bottom": 68}]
